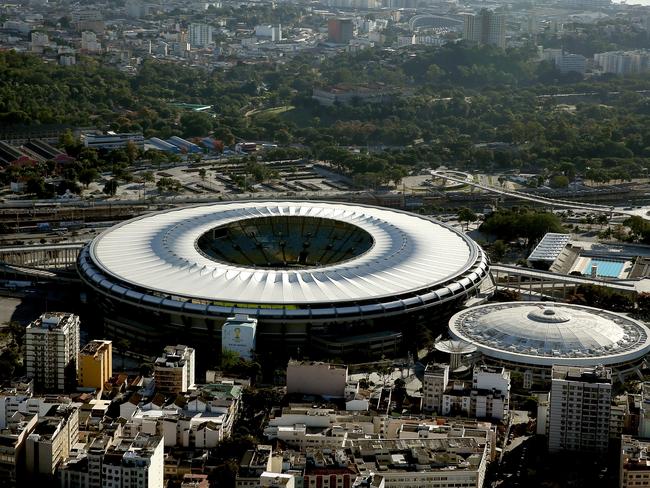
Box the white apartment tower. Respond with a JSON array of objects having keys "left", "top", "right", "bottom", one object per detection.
[
  {"left": 189, "top": 23, "right": 213, "bottom": 48},
  {"left": 25, "top": 313, "right": 80, "bottom": 392},
  {"left": 463, "top": 9, "right": 505, "bottom": 49},
  {"left": 422, "top": 364, "right": 449, "bottom": 413},
  {"left": 548, "top": 365, "right": 612, "bottom": 453}
]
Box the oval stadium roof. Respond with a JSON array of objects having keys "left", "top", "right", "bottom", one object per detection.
[{"left": 89, "top": 201, "right": 484, "bottom": 306}]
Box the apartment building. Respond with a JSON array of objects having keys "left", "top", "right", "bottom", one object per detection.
[
  {"left": 189, "top": 23, "right": 213, "bottom": 48},
  {"left": 25, "top": 403, "right": 80, "bottom": 480},
  {"left": 422, "top": 363, "right": 449, "bottom": 413},
  {"left": 442, "top": 365, "right": 510, "bottom": 421},
  {"left": 58, "top": 433, "right": 163, "bottom": 488},
  {"left": 548, "top": 365, "right": 612, "bottom": 453},
  {"left": 345, "top": 438, "right": 487, "bottom": 488},
  {"left": 621, "top": 435, "right": 650, "bottom": 488},
  {"left": 124, "top": 382, "right": 242, "bottom": 448},
  {"left": 263, "top": 405, "right": 497, "bottom": 460},
  {"left": 78, "top": 340, "right": 112, "bottom": 391},
  {"left": 25, "top": 313, "right": 80, "bottom": 392},
  {"left": 154, "top": 345, "right": 196, "bottom": 395},
  {"left": 463, "top": 9, "right": 506, "bottom": 48},
  {"left": 0, "top": 412, "right": 38, "bottom": 485}
]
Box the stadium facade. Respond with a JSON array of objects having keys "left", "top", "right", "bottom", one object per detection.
[{"left": 77, "top": 201, "right": 490, "bottom": 358}]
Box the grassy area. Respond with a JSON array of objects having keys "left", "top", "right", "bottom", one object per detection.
[{"left": 248, "top": 105, "right": 295, "bottom": 118}]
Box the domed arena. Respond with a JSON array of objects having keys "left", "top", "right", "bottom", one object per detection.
[
  {"left": 77, "top": 201, "right": 490, "bottom": 358},
  {"left": 448, "top": 302, "right": 650, "bottom": 386}
]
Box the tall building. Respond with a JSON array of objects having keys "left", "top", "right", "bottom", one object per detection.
[
  {"left": 25, "top": 403, "right": 80, "bottom": 480},
  {"left": 621, "top": 436, "right": 650, "bottom": 488},
  {"left": 58, "top": 433, "right": 163, "bottom": 488},
  {"left": 558, "top": 54, "right": 586, "bottom": 75},
  {"left": 328, "top": 18, "right": 354, "bottom": 44},
  {"left": 594, "top": 50, "right": 650, "bottom": 75},
  {"left": 442, "top": 365, "right": 510, "bottom": 421},
  {"left": 548, "top": 365, "right": 612, "bottom": 453},
  {"left": 639, "top": 383, "right": 650, "bottom": 438},
  {"left": 31, "top": 32, "right": 49, "bottom": 52},
  {"left": 80, "top": 31, "right": 101, "bottom": 53},
  {"left": 154, "top": 345, "right": 196, "bottom": 394},
  {"left": 422, "top": 363, "right": 449, "bottom": 413},
  {"left": 25, "top": 313, "right": 80, "bottom": 392},
  {"left": 189, "top": 23, "right": 213, "bottom": 48},
  {"left": 463, "top": 9, "right": 505, "bottom": 49},
  {"left": 0, "top": 412, "right": 38, "bottom": 485},
  {"left": 78, "top": 340, "right": 112, "bottom": 391}
]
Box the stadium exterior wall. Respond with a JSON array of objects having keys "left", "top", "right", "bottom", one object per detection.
[{"left": 77, "top": 201, "right": 491, "bottom": 358}]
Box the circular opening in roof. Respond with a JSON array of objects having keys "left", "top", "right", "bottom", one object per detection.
[{"left": 195, "top": 215, "right": 374, "bottom": 269}]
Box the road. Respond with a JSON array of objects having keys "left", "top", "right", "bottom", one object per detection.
[{"left": 430, "top": 170, "right": 636, "bottom": 216}]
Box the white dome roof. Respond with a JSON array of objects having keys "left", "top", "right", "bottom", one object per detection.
[{"left": 449, "top": 302, "right": 650, "bottom": 367}]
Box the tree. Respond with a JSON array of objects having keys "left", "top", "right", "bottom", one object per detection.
[
  {"left": 140, "top": 170, "right": 154, "bottom": 199},
  {"left": 426, "top": 64, "right": 445, "bottom": 81},
  {"left": 5, "top": 321, "right": 24, "bottom": 346},
  {"left": 480, "top": 209, "right": 564, "bottom": 246},
  {"left": 59, "top": 129, "right": 79, "bottom": 153},
  {"left": 103, "top": 179, "right": 118, "bottom": 196},
  {"left": 180, "top": 112, "right": 213, "bottom": 137},
  {"left": 457, "top": 207, "right": 478, "bottom": 230},
  {"left": 490, "top": 240, "right": 508, "bottom": 262},
  {"left": 377, "top": 361, "right": 393, "bottom": 387},
  {"left": 624, "top": 216, "right": 649, "bottom": 242},
  {"left": 221, "top": 349, "right": 241, "bottom": 371},
  {"left": 198, "top": 168, "right": 207, "bottom": 181},
  {"left": 549, "top": 174, "right": 569, "bottom": 188},
  {"left": 78, "top": 168, "right": 99, "bottom": 188},
  {"left": 597, "top": 214, "right": 609, "bottom": 228},
  {"left": 157, "top": 177, "right": 182, "bottom": 193},
  {"left": 492, "top": 289, "right": 521, "bottom": 302},
  {"left": 114, "top": 338, "right": 131, "bottom": 370},
  {"left": 568, "top": 285, "right": 634, "bottom": 312},
  {"left": 638, "top": 292, "right": 650, "bottom": 315},
  {"left": 126, "top": 140, "right": 140, "bottom": 164},
  {"left": 139, "top": 362, "right": 154, "bottom": 377},
  {"left": 213, "top": 127, "right": 235, "bottom": 146}
]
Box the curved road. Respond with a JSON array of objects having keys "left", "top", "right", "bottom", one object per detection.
[{"left": 430, "top": 170, "right": 644, "bottom": 218}]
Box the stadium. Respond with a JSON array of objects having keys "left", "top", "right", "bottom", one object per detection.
[
  {"left": 77, "top": 201, "right": 490, "bottom": 358},
  {"left": 448, "top": 302, "right": 650, "bottom": 387}
]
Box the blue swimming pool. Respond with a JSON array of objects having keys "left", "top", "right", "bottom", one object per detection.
[{"left": 583, "top": 258, "right": 625, "bottom": 278}]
